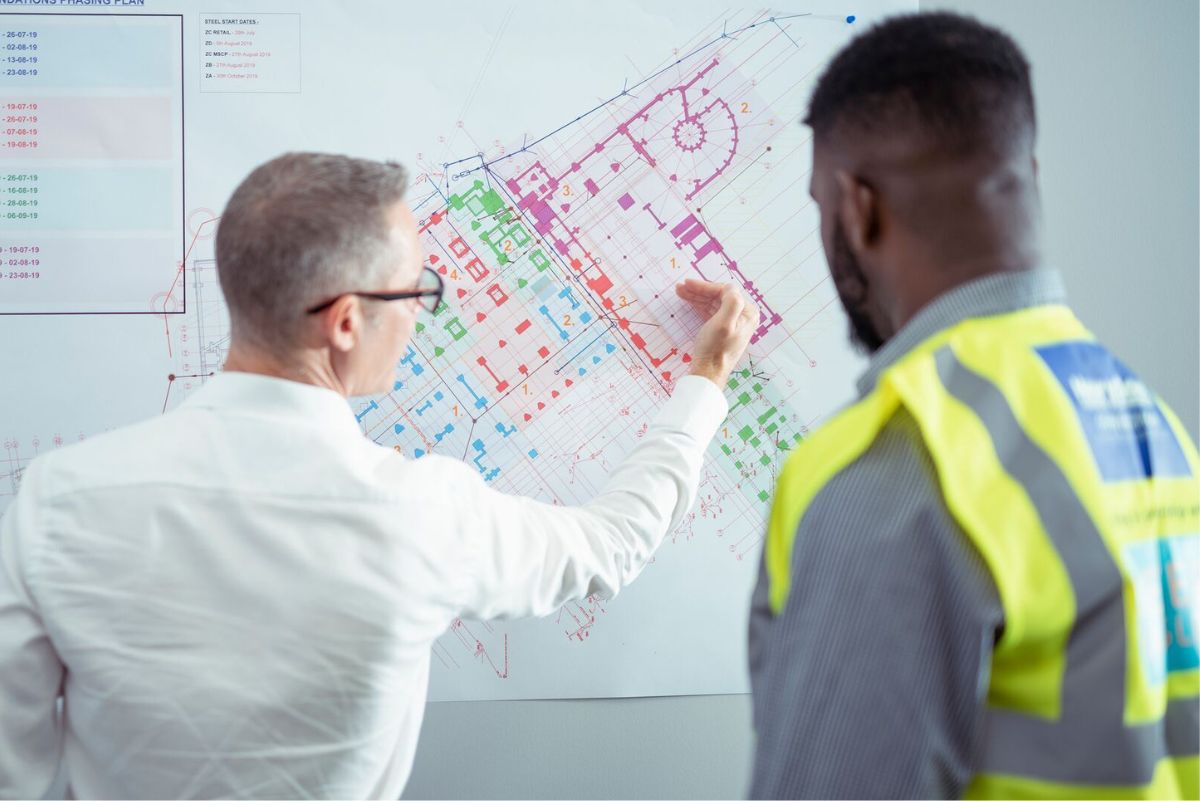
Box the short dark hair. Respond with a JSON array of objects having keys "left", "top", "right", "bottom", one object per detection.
[
  {"left": 804, "top": 12, "right": 1035, "bottom": 153},
  {"left": 216, "top": 153, "right": 409, "bottom": 351}
]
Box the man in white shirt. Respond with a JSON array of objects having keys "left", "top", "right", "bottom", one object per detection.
[{"left": 0, "top": 153, "right": 757, "bottom": 798}]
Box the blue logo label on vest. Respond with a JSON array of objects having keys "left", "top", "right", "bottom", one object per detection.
[
  {"left": 1036, "top": 342, "right": 1191, "bottom": 482},
  {"left": 1123, "top": 533, "right": 1200, "bottom": 686}
]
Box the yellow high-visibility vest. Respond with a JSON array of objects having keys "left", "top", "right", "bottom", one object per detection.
[{"left": 766, "top": 303, "right": 1199, "bottom": 798}]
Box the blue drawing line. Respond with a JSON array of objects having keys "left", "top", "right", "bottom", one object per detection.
[
  {"left": 406, "top": 15, "right": 827, "bottom": 401},
  {"left": 410, "top": 188, "right": 443, "bottom": 209},
  {"left": 483, "top": 171, "right": 664, "bottom": 390},
  {"left": 556, "top": 331, "right": 620, "bottom": 375},
  {"left": 471, "top": 438, "right": 501, "bottom": 482},
  {"left": 456, "top": 373, "right": 489, "bottom": 410},
  {"left": 401, "top": 346, "right": 425, "bottom": 376},
  {"left": 444, "top": 152, "right": 483, "bottom": 170},
  {"left": 772, "top": 17, "right": 800, "bottom": 47},
  {"left": 416, "top": 389, "right": 445, "bottom": 416},
  {"left": 466, "top": 13, "right": 817, "bottom": 172},
  {"left": 355, "top": 400, "right": 379, "bottom": 423},
  {"left": 558, "top": 285, "right": 582, "bottom": 310},
  {"left": 495, "top": 421, "right": 517, "bottom": 438},
  {"left": 556, "top": 329, "right": 611, "bottom": 373},
  {"left": 539, "top": 303, "right": 570, "bottom": 340}
]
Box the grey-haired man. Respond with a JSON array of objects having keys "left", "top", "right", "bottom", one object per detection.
[{"left": 0, "top": 153, "right": 757, "bottom": 798}]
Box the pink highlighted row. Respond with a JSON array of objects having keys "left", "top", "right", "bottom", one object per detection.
[{"left": 1, "top": 96, "right": 173, "bottom": 160}]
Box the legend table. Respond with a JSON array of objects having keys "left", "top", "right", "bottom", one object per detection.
[{"left": 0, "top": 13, "right": 184, "bottom": 314}]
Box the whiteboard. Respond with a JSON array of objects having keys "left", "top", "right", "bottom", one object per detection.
[{"left": 0, "top": 0, "right": 912, "bottom": 700}]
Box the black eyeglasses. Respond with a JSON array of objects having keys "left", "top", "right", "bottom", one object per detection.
[{"left": 306, "top": 266, "right": 444, "bottom": 315}]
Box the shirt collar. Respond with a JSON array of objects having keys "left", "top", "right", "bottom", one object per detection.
[
  {"left": 856, "top": 268, "right": 1068, "bottom": 397},
  {"left": 180, "top": 371, "right": 366, "bottom": 440}
]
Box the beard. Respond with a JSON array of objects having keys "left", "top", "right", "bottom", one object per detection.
[{"left": 830, "top": 220, "right": 886, "bottom": 355}]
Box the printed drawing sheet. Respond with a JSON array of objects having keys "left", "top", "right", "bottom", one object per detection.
[{"left": 0, "top": 0, "right": 914, "bottom": 699}]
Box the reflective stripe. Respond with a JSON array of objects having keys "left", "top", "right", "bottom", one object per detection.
[
  {"left": 934, "top": 347, "right": 1198, "bottom": 785},
  {"left": 1166, "top": 696, "right": 1200, "bottom": 757}
]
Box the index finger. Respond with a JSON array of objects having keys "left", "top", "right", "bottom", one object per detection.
[{"left": 675, "top": 278, "right": 725, "bottom": 298}]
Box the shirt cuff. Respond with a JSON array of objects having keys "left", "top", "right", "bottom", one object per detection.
[{"left": 653, "top": 374, "right": 729, "bottom": 442}]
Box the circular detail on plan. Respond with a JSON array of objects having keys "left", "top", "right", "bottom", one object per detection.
[{"left": 672, "top": 117, "right": 707, "bottom": 152}]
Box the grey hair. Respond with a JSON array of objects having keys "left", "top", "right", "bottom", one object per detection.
[{"left": 215, "top": 152, "right": 410, "bottom": 351}]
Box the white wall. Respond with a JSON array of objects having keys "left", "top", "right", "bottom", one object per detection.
[
  {"left": 936, "top": 0, "right": 1198, "bottom": 441},
  {"left": 403, "top": 2, "right": 1199, "bottom": 797}
]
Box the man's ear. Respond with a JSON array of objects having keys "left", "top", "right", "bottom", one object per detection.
[
  {"left": 834, "top": 170, "right": 878, "bottom": 251},
  {"left": 318, "top": 295, "right": 361, "bottom": 353}
]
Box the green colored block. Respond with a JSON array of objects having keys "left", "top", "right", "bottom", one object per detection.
[
  {"left": 760, "top": 454, "right": 770, "bottom": 466},
  {"left": 720, "top": 444, "right": 732, "bottom": 456},
  {"left": 447, "top": 181, "right": 506, "bottom": 219},
  {"left": 757, "top": 406, "right": 778, "bottom": 425},
  {"left": 750, "top": 437, "right": 762, "bottom": 447},
  {"left": 737, "top": 425, "right": 754, "bottom": 441},
  {"left": 758, "top": 490, "right": 770, "bottom": 502},
  {"left": 478, "top": 188, "right": 505, "bottom": 216},
  {"left": 447, "top": 187, "right": 470, "bottom": 211},
  {"left": 765, "top": 422, "right": 778, "bottom": 435},
  {"left": 444, "top": 316, "right": 467, "bottom": 341}
]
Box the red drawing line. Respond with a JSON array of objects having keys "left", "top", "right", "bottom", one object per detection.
[
  {"left": 162, "top": 216, "right": 220, "bottom": 358},
  {"left": 162, "top": 371, "right": 215, "bottom": 413}
]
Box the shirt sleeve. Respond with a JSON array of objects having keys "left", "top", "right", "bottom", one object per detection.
[
  {"left": 450, "top": 375, "right": 727, "bottom": 621},
  {"left": 748, "top": 408, "right": 1003, "bottom": 800},
  {"left": 0, "top": 457, "right": 65, "bottom": 798}
]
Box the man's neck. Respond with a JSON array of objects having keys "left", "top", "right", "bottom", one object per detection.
[
  {"left": 223, "top": 341, "right": 349, "bottom": 397},
  {"left": 890, "top": 246, "right": 1041, "bottom": 334}
]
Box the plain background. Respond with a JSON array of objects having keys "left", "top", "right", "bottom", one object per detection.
[{"left": 402, "top": 0, "right": 1200, "bottom": 798}]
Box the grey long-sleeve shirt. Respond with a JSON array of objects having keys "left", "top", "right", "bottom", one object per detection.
[{"left": 748, "top": 269, "right": 1070, "bottom": 799}]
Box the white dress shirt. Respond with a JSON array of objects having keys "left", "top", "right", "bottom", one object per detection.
[{"left": 0, "top": 371, "right": 726, "bottom": 799}]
